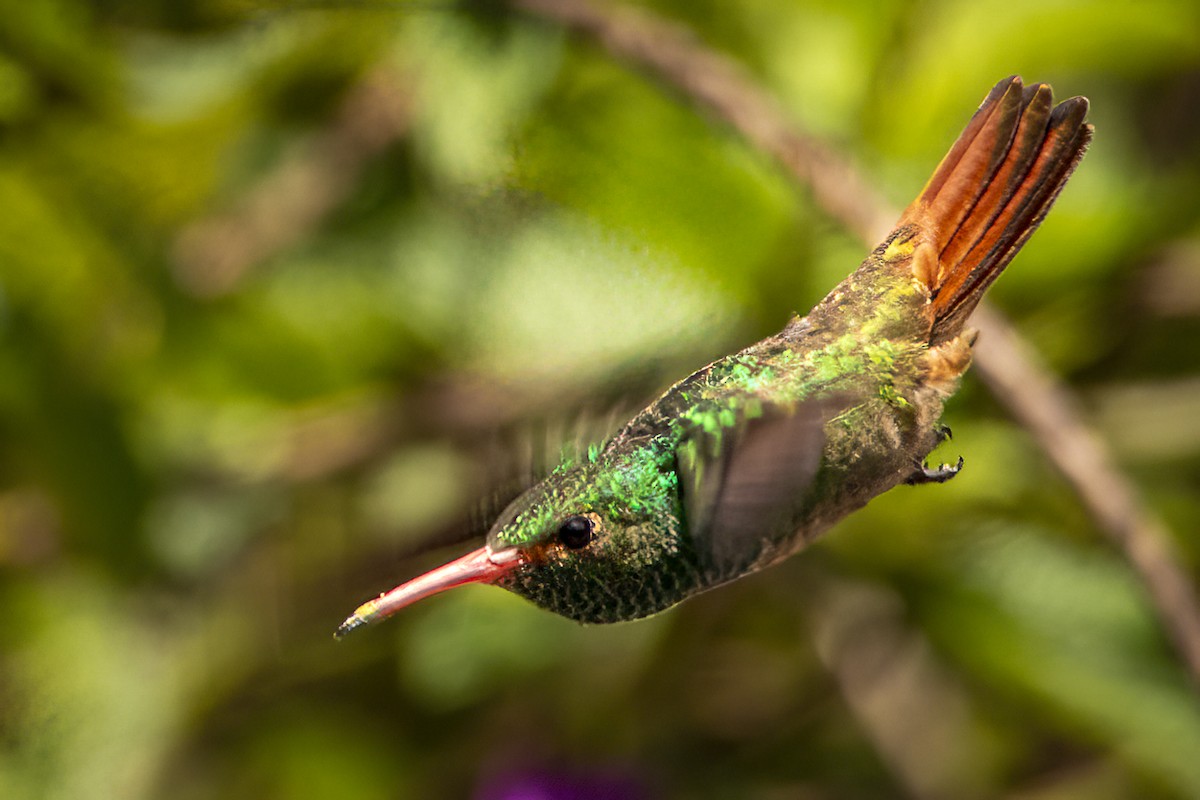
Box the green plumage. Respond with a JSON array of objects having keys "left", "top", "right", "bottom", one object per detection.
[
  {"left": 490, "top": 229, "right": 938, "bottom": 622},
  {"left": 335, "top": 77, "right": 1092, "bottom": 637}
]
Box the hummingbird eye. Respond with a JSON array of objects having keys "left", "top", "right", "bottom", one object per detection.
[{"left": 557, "top": 515, "right": 593, "bottom": 550}]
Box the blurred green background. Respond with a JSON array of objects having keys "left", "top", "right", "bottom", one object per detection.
[{"left": 2, "top": 0, "right": 1200, "bottom": 798}]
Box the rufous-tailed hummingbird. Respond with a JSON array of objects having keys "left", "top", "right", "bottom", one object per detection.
[{"left": 336, "top": 76, "right": 1091, "bottom": 637}]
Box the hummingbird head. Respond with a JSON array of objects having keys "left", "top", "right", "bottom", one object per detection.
[
  {"left": 334, "top": 452, "right": 704, "bottom": 637},
  {"left": 483, "top": 459, "right": 704, "bottom": 623}
]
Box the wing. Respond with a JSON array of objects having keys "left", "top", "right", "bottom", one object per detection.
[{"left": 676, "top": 399, "right": 836, "bottom": 578}]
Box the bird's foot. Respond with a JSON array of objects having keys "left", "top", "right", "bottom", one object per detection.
[
  {"left": 934, "top": 424, "right": 953, "bottom": 445},
  {"left": 906, "top": 455, "right": 964, "bottom": 485}
]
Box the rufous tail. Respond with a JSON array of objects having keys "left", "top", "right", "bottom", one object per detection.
[{"left": 898, "top": 76, "right": 1092, "bottom": 343}]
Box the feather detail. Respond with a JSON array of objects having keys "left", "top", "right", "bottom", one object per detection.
[
  {"left": 676, "top": 399, "right": 837, "bottom": 580},
  {"left": 898, "top": 76, "right": 1092, "bottom": 343}
]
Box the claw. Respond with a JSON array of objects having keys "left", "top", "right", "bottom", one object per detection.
[{"left": 906, "top": 455, "right": 964, "bottom": 485}]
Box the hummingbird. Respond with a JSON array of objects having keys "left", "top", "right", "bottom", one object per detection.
[{"left": 336, "top": 76, "right": 1091, "bottom": 637}]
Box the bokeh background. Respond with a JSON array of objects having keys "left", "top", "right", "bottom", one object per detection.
[{"left": 3, "top": 1, "right": 1200, "bottom": 798}]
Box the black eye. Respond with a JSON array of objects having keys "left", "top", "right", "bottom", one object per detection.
[{"left": 557, "top": 515, "right": 593, "bottom": 550}]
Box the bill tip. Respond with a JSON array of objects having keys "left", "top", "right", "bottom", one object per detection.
[{"left": 333, "top": 614, "right": 367, "bottom": 641}]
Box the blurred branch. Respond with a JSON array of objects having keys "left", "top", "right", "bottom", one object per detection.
[
  {"left": 512, "top": 0, "right": 894, "bottom": 244},
  {"left": 171, "top": 66, "right": 414, "bottom": 297},
  {"left": 970, "top": 304, "right": 1200, "bottom": 678},
  {"left": 1094, "top": 376, "right": 1200, "bottom": 462},
  {"left": 805, "top": 573, "right": 998, "bottom": 798},
  {"left": 509, "top": 0, "right": 1200, "bottom": 683},
  {"left": 1141, "top": 237, "right": 1200, "bottom": 317}
]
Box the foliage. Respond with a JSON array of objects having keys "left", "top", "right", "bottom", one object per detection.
[{"left": 2, "top": 1, "right": 1199, "bottom": 798}]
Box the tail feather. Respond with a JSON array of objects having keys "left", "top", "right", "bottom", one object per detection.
[{"left": 899, "top": 76, "right": 1092, "bottom": 343}]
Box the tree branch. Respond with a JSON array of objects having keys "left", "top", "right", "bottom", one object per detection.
[{"left": 171, "top": 66, "right": 414, "bottom": 297}]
